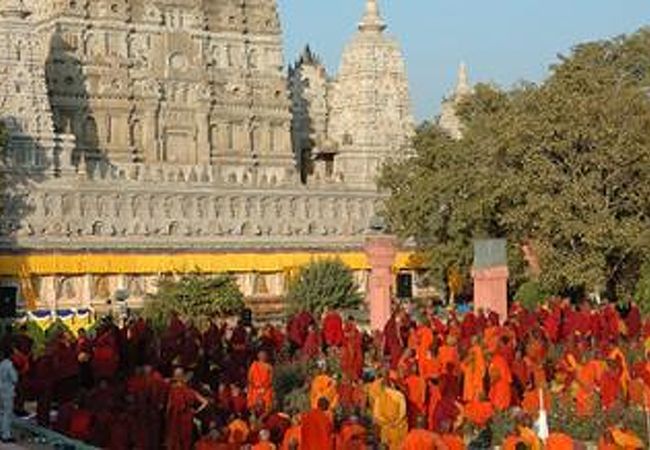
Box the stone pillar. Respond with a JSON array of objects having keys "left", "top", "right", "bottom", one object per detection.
[
  {"left": 472, "top": 266, "right": 509, "bottom": 323},
  {"left": 81, "top": 274, "right": 93, "bottom": 308},
  {"left": 40, "top": 275, "right": 56, "bottom": 311},
  {"left": 364, "top": 234, "right": 397, "bottom": 332}
]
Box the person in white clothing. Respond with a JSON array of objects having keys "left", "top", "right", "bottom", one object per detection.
[{"left": 0, "top": 346, "right": 18, "bottom": 443}]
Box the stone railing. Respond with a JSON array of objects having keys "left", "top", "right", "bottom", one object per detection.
[{"left": 13, "top": 418, "right": 99, "bottom": 449}]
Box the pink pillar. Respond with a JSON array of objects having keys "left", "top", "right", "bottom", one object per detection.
[
  {"left": 472, "top": 266, "right": 509, "bottom": 323},
  {"left": 364, "top": 235, "right": 397, "bottom": 332}
]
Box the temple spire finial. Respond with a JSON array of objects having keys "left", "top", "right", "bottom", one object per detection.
[
  {"left": 455, "top": 61, "right": 472, "bottom": 98},
  {"left": 359, "top": 0, "right": 386, "bottom": 33}
]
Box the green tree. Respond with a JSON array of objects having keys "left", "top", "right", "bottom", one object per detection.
[
  {"left": 285, "top": 259, "right": 363, "bottom": 315},
  {"left": 635, "top": 260, "right": 650, "bottom": 315},
  {"left": 381, "top": 29, "right": 650, "bottom": 298},
  {"left": 143, "top": 273, "right": 245, "bottom": 329}
]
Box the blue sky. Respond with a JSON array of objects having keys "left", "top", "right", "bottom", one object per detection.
[{"left": 277, "top": 0, "right": 650, "bottom": 121}]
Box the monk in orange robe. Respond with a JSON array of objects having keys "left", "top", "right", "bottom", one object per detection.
[
  {"left": 252, "top": 429, "right": 277, "bottom": 450},
  {"left": 438, "top": 337, "right": 460, "bottom": 372},
  {"left": 488, "top": 353, "right": 512, "bottom": 411},
  {"left": 247, "top": 351, "right": 274, "bottom": 413},
  {"left": 336, "top": 416, "right": 367, "bottom": 450},
  {"left": 403, "top": 367, "right": 427, "bottom": 425},
  {"left": 575, "top": 357, "right": 603, "bottom": 417},
  {"left": 280, "top": 417, "right": 301, "bottom": 450},
  {"left": 301, "top": 397, "right": 334, "bottom": 450},
  {"left": 463, "top": 400, "right": 494, "bottom": 428},
  {"left": 310, "top": 369, "right": 338, "bottom": 411},
  {"left": 166, "top": 368, "right": 208, "bottom": 450},
  {"left": 228, "top": 416, "right": 250, "bottom": 446},
  {"left": 521, "top": 388, "right": 551, "bottom": 416},
  {"left": 461, "top": 340, "right": 486, "bottom": 403},
  {"left": 402, "top": 416, "right": 445, "bottom": 450},
  {"left": 598, "top": 427, "right": 644, "bottom": 450},
  {"left": 546, "top": 433, "right": 574, "bottom": 450}
]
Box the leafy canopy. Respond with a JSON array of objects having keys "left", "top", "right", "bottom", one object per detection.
[
  {"left": 285, "top": 259, "right": 363, "bottom": 315},
  {"left": 143, "top": 273, "right": 245, "bottom": 329},
  {"left": 381, "top": 29, "right": 650, "bottom": 298}
]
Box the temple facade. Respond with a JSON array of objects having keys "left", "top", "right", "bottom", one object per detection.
[{"left": 0, "top": 0, "right": 421, "bottom": 315}]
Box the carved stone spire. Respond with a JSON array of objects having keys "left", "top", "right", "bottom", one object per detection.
[
  {"left": 438, "top": 62, "right": 474, "bottom": 140},
  {"left": 455, "top": 62, "right": 472, "bottom": 98},
  {"left": 0, "top": 0, "right": 29, "bottom": 18},
  {"left": 359, "top": 0, "right": 386, "bottom": 33}
]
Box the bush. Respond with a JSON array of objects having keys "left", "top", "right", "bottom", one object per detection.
[
  {"left": 285, "top": 259, "right": 363, "bottom": 315},
  {"left": 143, "top": 273, "right": 245, "bottom": 330},
  {"left": 514, "top": 281, "right": 550, "bottom": 311},
  {"left": 273, "top": 361, "right": 309, "bottom": 413}
]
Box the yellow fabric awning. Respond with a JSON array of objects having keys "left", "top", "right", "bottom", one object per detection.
[{"left": 0, "top": 250, "right": 421, "bottom": 276}]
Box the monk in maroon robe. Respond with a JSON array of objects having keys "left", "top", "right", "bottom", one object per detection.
[
  {"left": 166, "top": 367, "right": 209, "bottom": 450},
  {"left": 341, "top": 319, "right": 363, "bottom": 381},
  {"left": 287, "top": 311, "right": 315, "bottom": 349},
  {"left": 322, "top": 309, "right": 344, "bottom": 348}
]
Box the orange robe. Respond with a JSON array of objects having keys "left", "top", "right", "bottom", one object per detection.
[
  {"left": 546, "top": 433, "right": 573, "bottom": 450},
  {"left": 463, "top": 400, "right": 494, "bottom": 427},
  {"left": 281, "top": 425, "right": 301, "bottom": 450},
  {"left": 402, "top": 429, "right": 439, "bottom": 450},
  {"left": 441, "top": 433, "right": 466, "bottom": 450},
  {"left": 247, "top": 361, "right": 274, "bottom": 412},
  {"left": 310, "top": 374, "right": 338, "bottom": 410},
  {"left": 521, "top": 389, "right": 551, "bottom": 415},
  {"left": 502, "top": 436, "right": 523, "bottom": 450},
  {"left": 488, "top": 354, "right": 512, "bottom": 411},
  {"left": 461, "top": 344, "right": 486, "bottom": 403},
  {"left": 438, "top": 345, "right": 459, "bottom": 371},
  {"left": 336, "top": 423, "right": 367, "bottom": 450},
  {"left": 252, "top": 443, "right": 276, "bottom": 450},
  {"left": 228, "top": 418, "right": 250, "bottom": 445},
  {"left": 575, "top": 359, "right": 603, "bottom": 417},
  {"left": 404, "top": 374, "right": 427, "bottom": 418}
]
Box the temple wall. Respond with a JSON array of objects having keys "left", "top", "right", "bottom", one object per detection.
[{"left": 0, "top": 250, "right": 422, "bottom": 316}]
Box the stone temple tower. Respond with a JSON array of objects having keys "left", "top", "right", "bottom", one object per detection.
[
  {"left": 327, "top": 0, "right": 414, "bottom": 189},
  {"left": 439, "top": 62, "right": 473, "bottom": 140},
  {"left": 0, "top": 0, "right": 73, "bottom": 174}
]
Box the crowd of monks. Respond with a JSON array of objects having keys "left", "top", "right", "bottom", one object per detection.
[{"left": 3, "top": 298, "right": 650, "bottom": 449}]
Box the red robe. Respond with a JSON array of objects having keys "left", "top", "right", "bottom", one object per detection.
[
  {"left": 301, "top": 409, "right": 333, "bottom": 450},
  {"left": 287, "top": 311, "right": 314, "bottom": 347},
  {"left": 69, "top": 408, "right": 93, "bottom": 442},
  {"left": 322, "top": 312, "right": 344, "bottom": 347},
  {"left": 341, "top": 324, "right": 363, "bottom": 381},
  {"left": 166, "top": 383, "right": 199, "bottom": 450}
]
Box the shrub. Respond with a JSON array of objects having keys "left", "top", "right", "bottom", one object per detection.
[
  {"left": 285, "top": 259, "right": 363, "bottom": 315},
  {"left": 514, "top": 281, "right": 550, "bottom": 311},
  {"left": 143, "top": 273, "right": 245, "bottom": 330}
]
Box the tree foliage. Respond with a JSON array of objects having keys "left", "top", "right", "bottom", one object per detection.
[
  {"left": 143, "top": 273, "right": 245, "bottom": 329},
  {"left": 381, "top": 29, "right": 650, "bottom": 298},
  {"left": 285, "top": 259, "right": 363, "bottom": 315}
]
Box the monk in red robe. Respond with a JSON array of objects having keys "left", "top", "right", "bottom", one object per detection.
[
  {"left": 301, "top": 397, "right": 334, "bottom": 450},
  {"left": 166, "top": 367, "right": 208, "bottom": 450},
  {"left": 247, "top": 351, "right": 274, "bottom": 413},
  {"left": 341, "top": 318, "right": 363, "bottom": 381},
  {"left": 301, "top": 324, "right": 322, "bottom": 360},
  {"left": 322, "top": 308, "right": 344, "bottom": 348}
]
